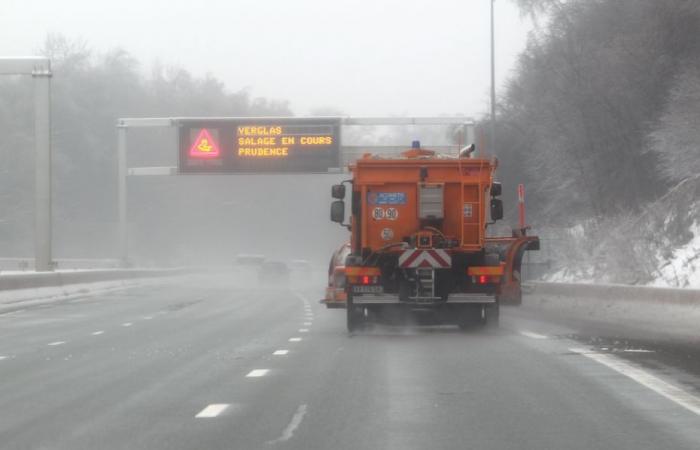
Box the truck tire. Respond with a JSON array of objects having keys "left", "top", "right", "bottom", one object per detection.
[
  {"left": 458, "top": 303, "right": 499, "bottom": 330},
  {"left": 457, "top": 305, "right": 481, "bottom": 331},
  {"left": 485, "top": 301, "right": 500, "bottom": 329},
  {"left": 346, "top": 294, "right": 362, "bottom": 333}
]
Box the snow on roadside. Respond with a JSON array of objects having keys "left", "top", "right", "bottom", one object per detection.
[
  {"left": 650, "top": 222, "right": 700, "bottom": 288},
  {"left": 0, "top": 268, "right": 113, "bottom": 276},
  {"left": 543, "top": 267, "right": 596, "bottom": 284}
]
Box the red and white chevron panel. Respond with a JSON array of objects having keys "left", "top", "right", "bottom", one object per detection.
[{"left": 398, "top": 249, "right": 451, "bottom": 269}]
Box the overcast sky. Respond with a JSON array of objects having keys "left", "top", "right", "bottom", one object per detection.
[{"left": 1, "top": 0, "right": 531, "bottom": 118}]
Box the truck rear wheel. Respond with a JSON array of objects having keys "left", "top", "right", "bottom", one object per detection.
[
  {"left": 485, "top": 302, "right": 500, "bottom": 329},
  {"left": 458, "top": 303, "right": 499, "bottom": 330},
  {"left": 457, "top": 305, "right": 481, "bottom": 330},
  {"left": 346, "top": 294, "right": 363, "bottom": 333}
]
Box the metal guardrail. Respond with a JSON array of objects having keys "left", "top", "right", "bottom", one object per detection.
[
  {"left": 0, "top": 268, "right": 187, "bottom": 292},
  {"left": 0, "top": 258, "right": 121, "bottom": 272},
  {"left": 527, "top": 281, "right": 700, "bottom": 305}
]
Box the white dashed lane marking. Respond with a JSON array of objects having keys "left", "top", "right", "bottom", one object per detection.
[
  {"left": 520, "top": 331, "right": 548, "bottom": 339},
  {"left": 195, "top": 404, "right": 230, "bottom": 418},
  {"left": 0, "top": 356, "right": 7, "bottom": 361},
  {"left": 570, "top": 348, "right": 700, "bottom": 416},
  {"left": 289, "top": 337, "right": 302, "bottom": 342},
  {"left": 273, "top": 350, "right": 289, "bottom": 356},
  {"left": 91, "top": 331, "right": 104, "bottom": 336},
  {"left": 122, "top": 322, "right": 133, "bottom": 327},
  {"left": 47, "top": 341, "right": 66, "bottom": 346},
  {"left": 268, "top": 404, "right": 308, "bottom": 444},
  {"left": 299, "top": 329, "right": 309, "bottom": 333},
  {"left": 303, "top": 322, "right": 312, "bottom": 326},
  {"left": 246, "top": 369, "right": 269, "bottom": 378}
]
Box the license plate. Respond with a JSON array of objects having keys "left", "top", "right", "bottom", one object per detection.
[{"left": 352, "top": 285, "right": 383, "bottom": 294}]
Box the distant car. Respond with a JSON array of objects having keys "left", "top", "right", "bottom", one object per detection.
[
  {"left": 258, "top": 261, "right": 291, "bottom": 286},
  {"left": 233, "top": 254, "right": 266, "bottom": 267},
  {"left": 232, "top": 254, "right": 266, "bottom": 286}
]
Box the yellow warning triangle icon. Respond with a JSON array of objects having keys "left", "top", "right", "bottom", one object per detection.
[{"left": 189, "top": 129, "right": 221, "bottom": 158}]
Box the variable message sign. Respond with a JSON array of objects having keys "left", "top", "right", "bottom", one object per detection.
[{"left": 178, "top": 117, "right": 340, "bottom": 173}]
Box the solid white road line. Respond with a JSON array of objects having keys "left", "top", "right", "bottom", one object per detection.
[
  {"left": 520, "top": 331, "right": 548, "bottom": 340},
  {"left": 268, "top": 404, "right": 308, "bottom": 444},
  {"left": 273, "top": 350, "right": 289, "bottom": 356},
  {"left": 570, "top": 348, "right": 700, "bottom": 416},
  {"left": 47, "top": 341, "right": 66, "bottom": 346},
  {"left": 289, "top": 337, "right": 302, "bottom": 342},
  {"left": 246, "top": 369, "right": 269, "bottom": 378},
  {"left": 91, "top": 331, "right": 104, "bottom": 336},
  {"left": 299, "top": 328, "right": 309, "bottom": 333},
  {"left": 195, "top": 404, "right": 230, "bottom": 418},
  {"left": 122, "top": 322, "right": 132, "bottom": 327}
]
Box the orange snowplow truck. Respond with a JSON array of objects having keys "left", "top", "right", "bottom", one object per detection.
[{"left": 329, "top": 141, "right": 539, "bottom": 331}]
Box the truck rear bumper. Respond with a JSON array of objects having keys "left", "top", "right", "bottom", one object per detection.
[{"left": 353, "top": 293, "right": 495, "bottom": 305}]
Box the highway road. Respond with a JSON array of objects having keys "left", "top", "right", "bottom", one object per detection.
[{"left": 1, "top": 275, "right": 699, "bottom": 450}]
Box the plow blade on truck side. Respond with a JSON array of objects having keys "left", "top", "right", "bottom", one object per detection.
[{"left": 487, "top": 234, "right": 540, "bottom": 305}]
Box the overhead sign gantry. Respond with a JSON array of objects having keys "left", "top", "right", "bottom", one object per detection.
[{"left": 0, "top": 57, "right": 52, "bottom": 271}]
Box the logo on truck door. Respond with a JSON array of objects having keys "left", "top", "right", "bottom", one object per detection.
[{"left": 368, "top": 192, "right": 407, "bottom": 205}]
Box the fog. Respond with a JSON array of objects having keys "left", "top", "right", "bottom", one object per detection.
[
  {"left": 0, "top": 0, "right": 533, "bottom": 271},
  {"left": 1, "top": 0, "right": 530, "bottom": 117}
]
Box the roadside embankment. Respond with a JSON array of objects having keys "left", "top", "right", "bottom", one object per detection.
[{"left": 522, "top": 282, "right": 700, "bottom": 343}]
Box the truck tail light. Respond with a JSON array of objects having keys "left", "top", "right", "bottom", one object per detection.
[
  {"left": 345, "top": 267, "right": 381, "bottom": 285},
  {"left": 360, "top": 275, "right": 380, "bottom": 285},
  {"left": 474, "top": 274, "right": 501, "bottom": 284},
  {"left": 468, "top": 265, "right": 504, "bottom": 285}
]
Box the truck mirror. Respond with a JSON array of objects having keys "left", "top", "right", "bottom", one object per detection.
[
  {"left": 331, "top": 200, "right": 345, "bottom": 223},
  {"left": 490, "top": 199, "right": 503, "bottom": 221},
  {"left": 490, "top": 182, "right": 502, "bottom": 197},
  {"left": 331, "top": 184, "right": 346, "bottom": 199}
]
